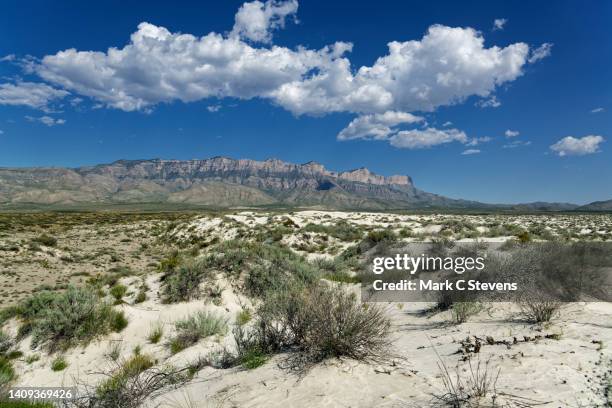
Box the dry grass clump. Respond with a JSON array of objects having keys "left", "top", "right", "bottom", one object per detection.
[
  {"left": 237, "top": 284, "right": 391, "bottom": 371},
  {"left": 519, "top": 299, "right": 561, "bottom": 323},
  {"left": 432, "top": 355, "right": 545, "bottom": 407},
  {"left": 169, "top": 311, "right": 228, "bottom": 354},
  {"left": 65, "top": 354, "right": 192, "bottom": 408}
]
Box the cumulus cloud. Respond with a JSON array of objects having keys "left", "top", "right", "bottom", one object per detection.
[
  {"left": 337, "top": 111, "right": 424, "bottom": 140},
  {"left": 591, "top": 107, "right": 604, "bottom": 114},
  {"left": 231, "top": 0, "right": 298, "bottom": 43},
  {"left": 461, "top": 149, "right": 480, "bottom": 155},
  {"left": 34, "top": 2, "right": 534, "bottom": 119},
  {"left": 0, "top": 82, "right": 68, "bottom": 111},
  {"left": 550, "top": 135, "right": 604, "bottom": 157},
  {"left": 25, "top": 115, "right": 66, "bottom": 126},
  {"left": 528, "top": 43, "right": 553, "bottom": 63},
  {"left": 0, "top": 54, "right": 16, "bottom": 62},
  {"left": 389, "top": 127, "right": 468, "bottom": 149},
  {"left": 505, "top": 129, "right": 520, "bottom": 138},
  {"left": 492, "top": 18, "right": 507, "bottom": 31},
  {"left": 207, "top": 105, "right": 222, "bottom": 112}
]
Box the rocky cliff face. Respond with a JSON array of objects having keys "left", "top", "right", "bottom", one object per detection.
[{"left": 0, "top": 157, "right": 475, "bottom": 209}]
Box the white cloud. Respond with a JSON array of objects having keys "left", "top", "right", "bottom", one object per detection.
[
  {"left": 492, "top": 18, "right": 507, "bottom": 31},
  {"left": 466, "top": 136, "right": 492, "bottom": 146},
  {"left": 34, "top": 5, "right": 533, "bottom": 120},
  {"left": 528, "top": 43, "right": 553, "bottom": 63},
  {"left": 389, "top": 127, "right": 468, "bottom": 149},
  {"left": 442, "top": 121, "right": 452, "bottom": 127},
  {"left": 550, "top": 135, "right": 604, "bottom": 157},
  {"left": 337, "top": 111, "right": 424, "bottom": 140},
  {"left": 461, "top": 149, "right": 480, "bottom": 155},
  {"left": 0, "top": 54, "right": 16, "bottom": 62},
  {"left": 0, "top": 82, "right": 68, "bottom": 111},
  {"left": 476, "top": 95, "right": 501, "bottom": 108},
  {"left": 25, "top": 115, "right": 66, "bottom": 126},
  {"left": 231, "top": 0, "right": 298, "bottom": 43},
  {"left": 504, "top": 129, "right": 520, "bottom": 138},
  {"left": 207, "top": 105, "right": 222, "bottom": 112},
  {"left": 591, "top": 107, "right": 604, "bottom": 113},
  {"left": 502, "top": 140, "right": 531, "bottom": 149}
]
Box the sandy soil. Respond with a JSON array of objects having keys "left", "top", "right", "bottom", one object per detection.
[{"left": 1, "top": 210, "right": 611, "bottom": 407}]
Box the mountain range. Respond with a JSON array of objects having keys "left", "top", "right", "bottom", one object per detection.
[{"left": 0, "top": 157, "right": 607, "bottom": 211}]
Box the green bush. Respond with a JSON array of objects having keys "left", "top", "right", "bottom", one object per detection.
[
  {"left": 110, "top": 284, "right": 128, "bottom": 301},
  {"left": 169, "top": 311, "right": 227, "bottom": 354},
  {"left": 0, "top": 356, "right": 16, "bottom": 391},
  {"left": 15, "top": 287, "right": 125, "bottom": 351},
  {"left": 0, "top": 331, "right": 12, "bottom": 354},
  {"left": 302, "top": 222, "right": 363, "bottom": 242},
  {"left": 236, "top": 309, "right": 252, "bottom": 326},
  {"left": 51, "top": 356, "right": 67, "bottom": 371},
  {"left": 109, "top": 310, "right": 128, "bottom": 332},
  {"left": 96, "top": 354, "right": 154, "bottom": 401},
  {"left": 162, "top": 240, "right": 321, "bottom": 301},
  {"left": 162, "top": 259, "right": 209, "bottom": 303},
  {"left": 365, "top": 230, "right": 397, "bottom": 245},
  {"left": 0, "top": 401, "right": 54, "bottom": 408},
  {"left": 147, "top": 323, "right": 163, "bottom": 344},
  {"left": 240, "top": 347, "right": 268, "bottom": 369}
]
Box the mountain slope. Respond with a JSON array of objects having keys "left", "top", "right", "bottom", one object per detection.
[
  {"left": 0, "top": 157, "right": 480, "bottom": 209},
  {"left": 0, "top": 157, "right": 586, "bottom": 211},
  {"left": 576, "top": 199, "right": 612, "bottom": 211}
]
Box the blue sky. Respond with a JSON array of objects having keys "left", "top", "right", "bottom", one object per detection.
[{"left": 0, "top": 0, "right": 610, "bottom": 204}]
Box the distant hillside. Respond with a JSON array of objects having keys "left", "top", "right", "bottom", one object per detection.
[
  {"left": 0, "top": 157, "right": 590, "bottom": 211},
  {"left": 576, "top": 199, "right": 612, "bottom": 211}
]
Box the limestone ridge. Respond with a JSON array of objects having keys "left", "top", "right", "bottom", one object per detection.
[{"left": 0, "top": 157, "right": 588, "bottom": 210}]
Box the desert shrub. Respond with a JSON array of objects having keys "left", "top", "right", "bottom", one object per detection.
[
  {"left": 134, "top": 290, "right": 147, "bottom": 304},
  {"left": 240, "top": 347, "right": 268, "bottom": 369},
  {"left": 109, "top": 284, "right": 128, "bottom": 302},
  {"left": 0, "top": 331, "right": 12, "bottom": 354},
  {"left": 0, "top": 356, "right": 16, "bottom": 393},
  {"left": 157, "top": 250, "right": 180, "bottom": 272},
  {"left": 147, "top": 323, "right": 164, "bottom": 344},
  {"left": 516, "top": 231, "right": 531, "bottom": 243},
  {"left": 169, "top": 311, "right": 227, "bottom": 354},
  {"left": 519, "top": 299, "right": 560, "bottom": 323},
  {"left": 451, "top": 302, "right": 482, "bottom": 324},
  {"left": 31, "top": 234, "right": 57, "bottom": 247},
  {"left": 15, "top": 287, "right": 124, "bottom": 351},
  {"left": 248, "top": 284, "right": 391, "bottom": 369},
  {"left": 51, "top": 356, "right": 68, "bottom": 371},
  {"left": 109, "top": 310, "right": 128, "bottom": 332},
  {"left": 93, "top": 354, "right": 155, "bottom": 406},
  {"left": 105, "top": 341, "right": 122, "bottom": 362},
  {"left": 67, "top": 356, "right": 190, "bottom": 408},
  {"left": 209, "top": 240, "right": 320, "bottom": 297},
  {"left": 365, "top": 229, "right": 397, "bottom": 245},
  {"left": 236, "top": 309, "right": 252, "bottom": 326},
  {"left": 162, "top": 259, "right": 210, "bottom": 303},
  {"left": 302, "top": 221, "right": 363, "bottom": 242},
  {"left": 0, "top": 401, "right": 54, "bottom": 407}
]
